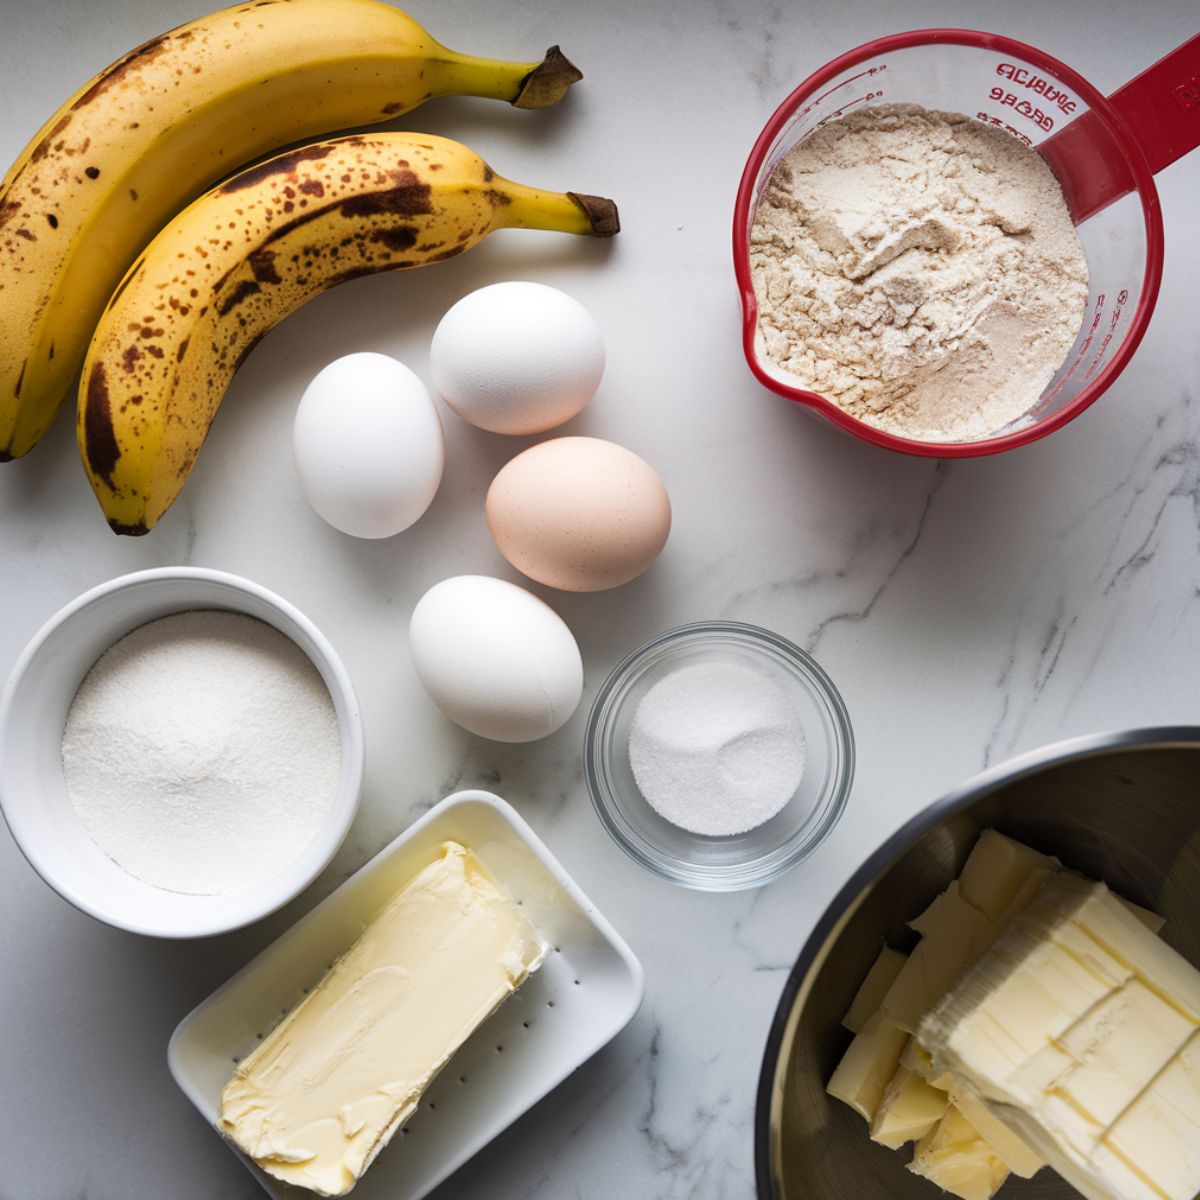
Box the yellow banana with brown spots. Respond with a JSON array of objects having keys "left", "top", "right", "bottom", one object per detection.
[
  {"left": 78, "top": 131, "right": 618, "bottom": 535},
  {"left": 0, "top": 0, "right": 583, "bottom": 460}
]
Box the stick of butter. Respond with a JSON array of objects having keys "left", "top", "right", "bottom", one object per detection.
[
  {"left": 843, "top": 946, "right": 907, "bottom": 1034},
  {"left": 219, "top": 841, "right": 547, "bottom": 1197},
  {"left": 826, "top": 1010, "right": 908, "bottom": 1122},
  {"left": 882, "top": 882, "right": 993, "bottom": 1034}
]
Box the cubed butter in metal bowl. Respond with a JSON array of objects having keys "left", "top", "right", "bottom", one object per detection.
[{"left": 756, "top": 727, "right": 1200, "bottom": 1200}]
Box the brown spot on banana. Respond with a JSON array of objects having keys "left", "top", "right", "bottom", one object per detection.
[
  {"left": 83, "top": 363, "right": 120, "bottom": 485},
  {"left": 29, "top": 115, "right": 72, "bottom": 164},
  {"left": 78, "top": 131, "right": 618, "bottom": 534},
  {"left": 372, "top": 226, "right": 419, "bottom": 252},
  {"left": 216, "top": 280, "right": 261, "bottom": 315},
  {"left": 248, "top": 249, "right": 281, "bottom": 283},
  {"left": 70, "top": 34, "right": 177, "bottom": 110},
  {"left": 219, "top": 143, "right": 336, "bottom": 194}
]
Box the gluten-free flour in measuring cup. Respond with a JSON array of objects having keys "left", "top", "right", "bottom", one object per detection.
[
  {"left": 61, "top": 610, "right": 340, "bottom": 895},
  {"left": 750, "top": 104, "right": 1089, "bottom": 442}
]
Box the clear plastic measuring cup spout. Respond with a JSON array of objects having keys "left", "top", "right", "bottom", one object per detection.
[{"left": 734, "top": 30, "right": 1200, "bottom": 457}]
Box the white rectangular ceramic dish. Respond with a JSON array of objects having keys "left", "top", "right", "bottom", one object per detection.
[{"left": 169, "top": 790, "right": 644, "bottom": 1200}]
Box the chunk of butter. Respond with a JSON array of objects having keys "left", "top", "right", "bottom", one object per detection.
[
  {"left": 907, "top": 1105, "right": 1009, "bottom": 1200},
  {"left": 882, "top": 882, "right": 993, "bottom": 1033},
  {"left": 958, "top": 830, "right": 1055, "bottom": 923},
  {"left": 949, "top": 1086, "right": 1042, "bottom": 1178},
  {"left": 870, "top": 1064, "right": 949, "bottom": 1149},
  {"left": 843, "top": 946, "right": 907, "bottom": 1034},
  {"left": 826, "top": 1010, "right": 908, "bottom": 1122},
  {"left": 219, "top": 842, "right": 547, "bottom": 1197}
]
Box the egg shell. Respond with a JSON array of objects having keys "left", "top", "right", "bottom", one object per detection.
[
  {"left": 430, "top": 281, "right": 604, "bottom": 435},
  {"left": 409, "top": 575, "right": 583, "bottom": 743},
  {"left": 293, "top": 352, "right": 444, "bottom": 539},
  {"left": 486, "top": 436, "right": 671, "bottom": 592}
]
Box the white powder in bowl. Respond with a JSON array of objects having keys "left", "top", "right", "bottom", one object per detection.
[
  {"left": 627, "top": 660, "right": 806, "bottom": 837},
  {"left": 62, "top": 610, "right": 341, "bottom": 896}
]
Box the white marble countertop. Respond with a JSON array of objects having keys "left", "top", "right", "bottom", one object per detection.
[{"left": 2, "top": 1, "right": 1199, "bottom": 1197}]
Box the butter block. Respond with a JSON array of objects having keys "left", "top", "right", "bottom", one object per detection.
[
  {"left": 870, "top": 1064, "right": 949, "bottom": 1149},
  {"left": 950, "top": 1086, "right": 1043, "bottom": 1178},
  {"left": 1087, "top": 1144, "right": 1170, "bottom": 1200},
  {"left": 826, "top": 1010, "right": 908, "bottom": 1122},
  {"left": 919, "top": 919, "right": 1118, "bottom": 1105},
  {"left": 1022, "top": 875, "right": 1200, "bottom": 1019},
  {"left": 959, "top": 830, "right": 1055, "bottom": 923},
  {"left": 921, "top": 873, "right": 1200, "bottom": 1200},
  {"left": 843, "top": 946, "right": 907, "bottom": 1034},
  {"left": 219, "top": 842, "right": 546, "bottom": 1197},
  {"left": 907, "top": 1105, "right": 1009, "bottom": 1200},
  {"left": 1116, "top": 896, "right": 1165, "bottom": 935},
  {"left": 883, "top": 883, "right": 994, "bottom": 1034},
  {"left": 1040, "top": 978, "right": 1195, "bottom": 1158},
  {"left": 1101, "top": 1030, "right": 1200, "bottom": 1200}
]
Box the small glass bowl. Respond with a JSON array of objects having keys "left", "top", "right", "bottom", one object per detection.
[{"left": 584, "top": 622, "right": 854, "bottom": 891}]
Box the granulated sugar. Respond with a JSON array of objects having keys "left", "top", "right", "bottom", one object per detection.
[
  {"left": 750, "top": 104, "right": 1089, "bottom": 442},
  {"left": 62, "top": 610, "right": 341, "bottom": 896},
  {"left": 628, "top": 660, "right": 805, "bottom": 837}
]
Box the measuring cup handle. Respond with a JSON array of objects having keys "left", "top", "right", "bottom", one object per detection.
[{"left": 1108, "top": 32, "right": 1200, "bottom": 176}]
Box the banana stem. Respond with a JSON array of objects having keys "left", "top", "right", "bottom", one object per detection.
[
  {"left": 497, "top": 183, "right": 620, "bottom": 237},
  {"left": 430, "top": 45, "right": 582, "bottom": 109}
]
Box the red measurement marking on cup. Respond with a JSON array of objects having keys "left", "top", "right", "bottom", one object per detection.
[
  {"left": 814, "top": 92, "right": 885, "bottom": 128},
  {"left": 975, "top": 113, "right": 1033, "bottom": 146},
  {"left": 995, "top": 63, "right": 1078, "bottom": 115},
  {"left": 795, "top": 65, "right": 886, "bottom": 122},
  {"left": 987, "top": 88, "right": 1056, "bottom": 132},
  {"left": 1084, "top": 289, "right": 1128, "bottom": 380},
  {"left": 1040, "top": 294, "right": 1107, "bottom": 409}
]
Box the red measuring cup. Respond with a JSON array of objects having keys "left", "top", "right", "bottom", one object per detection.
[{"left": 733, "top": 29, "right": 1200, "bottom": 457}]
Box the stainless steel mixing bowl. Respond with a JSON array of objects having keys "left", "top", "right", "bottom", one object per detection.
[{"left": 756, "top": 727, "right": 1200, "bottom": 1200}]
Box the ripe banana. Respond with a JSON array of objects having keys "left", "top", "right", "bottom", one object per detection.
[
  {"left": 0, "top": 0, "right": 582, "bottom": 460},
  {"left": 79, "top": 132, "right": 618, "bottom": 535}
]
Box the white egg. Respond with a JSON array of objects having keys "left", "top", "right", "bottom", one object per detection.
[
  {"left": 409, "top": 575, "right": 583, "bottom": 743},
  {"left": 293, "top": 352, "right": 444, "bottom": 538},
  {"left": 430, "top": 281, "right": 604, "bottom": 435}
]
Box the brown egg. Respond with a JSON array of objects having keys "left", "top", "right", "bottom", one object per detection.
[{"left": 485, "top": 437, "right": 671, "bottom": 592}]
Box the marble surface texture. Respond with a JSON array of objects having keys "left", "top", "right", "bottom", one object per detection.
[{"left": 2, "top": 1, "right": 1199, "bottom": 1197}]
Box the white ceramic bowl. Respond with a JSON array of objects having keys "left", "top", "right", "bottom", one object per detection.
[{"left": 0, "top": 567, "right": 364, "bottom": 938}]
